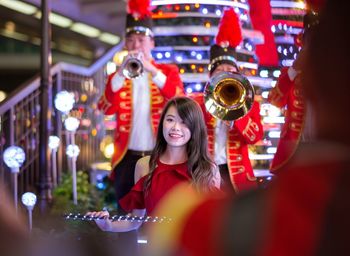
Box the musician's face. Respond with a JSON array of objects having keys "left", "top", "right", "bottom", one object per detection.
[
  {"left": 162, "top": 105, "right": 191, "bottom": 149},
  {"left": 125, "top": 33, "right": 154, "bottom": 60},
  {"left": 212, "top": 63, "right": 238, "bottom": 76}
]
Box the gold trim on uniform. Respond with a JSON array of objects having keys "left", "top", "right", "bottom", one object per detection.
[
  {"left": 228, "top": 153, "right": 243, "bottom": 162},
  {"left": 119, "top": 125, "right": 131, "bottom": 132},
  {"left": 176, "top": 86, "right": 184, "bottom": 95},
  {"left": 125, "top": 79, "right": 132, "bottom": 87},
  {"left": 149, "top": 74, "right": 161, "bottom": 135},
  {"left": 120, "top": 101, "right": 132, "bottom": 110},
  {"left": 291, "top": 111, "right": 303, "bottom": 120},
  {"left": 99, "top": 94, "right": 112, "bottom": 113},
  {"left": 120, "top": 113, "right": 131, "bottom": 121},
  {"left": 246, "top": 172, "right": 257, "bottom": 181},
  {"left": 243, "top": 119, "right": 259, "bottom": 141},
  {"left": 289, "top": 122, "right": 303, "bottom": 132},
  {"left": 251, "top": 122, "right": 260, "bottom": 131},
  {"left": 152, "top": 95, "right": 164, "bottom": 105},
  {"left": 293, "top": 88, "right": 302, "bottom": 97},
  {"left": 228, "top": 141, "right": 240, "bottom": 149},
  {"left": 120, "top": 91, "right": 131, "bottom": 100},
  {"left": 293, "top": 100, "right": 304, "bottom": 109},
  {"left": 230, "top": 165, "right": 245, "bottom": 175}
]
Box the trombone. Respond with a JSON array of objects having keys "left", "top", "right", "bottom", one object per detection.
[{"left": 204, "top": 71, "right": 255, "bottom": 121}]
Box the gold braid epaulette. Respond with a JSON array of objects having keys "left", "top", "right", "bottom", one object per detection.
[
  {"left": 243, "top": 119, "right": 260, "bottom": 142},
  {"left": 99, "top": 93, "right": 112, "bottom": 113}
]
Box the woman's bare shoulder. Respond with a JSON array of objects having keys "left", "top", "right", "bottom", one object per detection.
[{"left": 135, "top": 156, "right": 151, "bottom": 182}]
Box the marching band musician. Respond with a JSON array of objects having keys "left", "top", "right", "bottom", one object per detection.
[
  {"left": 98, "top": 0, "right": 183, "bottom": 208},
  {"left": 97, "top": 0, "right": 183, "bottom": 254},
  {"left": 267, "top": 0, "right": 322, "bottom": 173},
  {"left": 191, "top": 8, "right": 263, "bottom": 193},
  {"left": 149, "top": 1, "right": 350, "bottom": 255}
]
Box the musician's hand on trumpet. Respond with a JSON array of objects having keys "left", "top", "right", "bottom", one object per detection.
[
  {"left": 118, "top": 51, "right": 143, "bottom": 79},
  {"left": 118, "top": 50, "right": 160, "bottom": 79},
  {"left": 85, "top": 209, "right": 112, "bottom": 232},
  {"left": 141, "top": 55, "right": 160, "bottom": 77}
]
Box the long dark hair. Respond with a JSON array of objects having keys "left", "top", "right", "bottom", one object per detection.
[{"left": 144, "top": 96, "right": 216, "bottom": 193}]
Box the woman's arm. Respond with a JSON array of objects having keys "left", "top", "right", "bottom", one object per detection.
[
  {"left": 86, "top": 156, "right": 151, "bottom": 232},
  {"left": 134, "top": 156, "right": 150, "bottom": 182}
]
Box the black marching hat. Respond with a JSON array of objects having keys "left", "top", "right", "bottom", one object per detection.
[
  {"left": 126, "top": 0, "right": 153, "bottom": 37},
  {"left": 209, "top": 8, "right": 242, "bottom": 74}
]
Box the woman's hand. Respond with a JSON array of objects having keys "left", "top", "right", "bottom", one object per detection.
[{"left": 85, "top": 210, "right": 112, "bottom": 232}]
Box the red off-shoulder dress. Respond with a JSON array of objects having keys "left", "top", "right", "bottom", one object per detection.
[{"left": 119, "top": 159, "right": 190, "bottom": 215}]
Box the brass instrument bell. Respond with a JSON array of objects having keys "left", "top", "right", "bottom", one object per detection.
[
  {"left": 122, "top": 52, "right": 144, "bottom": 79},
  {"left": 204, "top": 71, "right": 255, "bottom": 121}
]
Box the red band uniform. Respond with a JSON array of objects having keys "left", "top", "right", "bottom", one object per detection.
[
  {"left": 192, "top": 8, "right": 264, "bottom": 193},
  {"left": 98, "top": 63, "right": 183, "bottom": 171},
  {"left": 268, "top": 66, "right": 305, "bottom": 173},
  {"left": 193, "top": 94, "right": 263, "bottom": 192}
]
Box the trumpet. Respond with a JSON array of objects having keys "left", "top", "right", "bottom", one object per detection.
[
  {"left": 204, "top": 71, "right": 254, "bottom": 121},
  {"left": 122, "top": 52, "right": 144, "bottom": 79}
]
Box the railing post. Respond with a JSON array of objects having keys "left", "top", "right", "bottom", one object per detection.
[
  {"left": 53, "top": 72, "right": 63, "bottom": 184},
  {"left": 38, "top": 0, "right": 52, "bottom": 211}
]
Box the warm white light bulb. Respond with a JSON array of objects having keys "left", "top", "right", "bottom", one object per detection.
[
  {"left": 103, "top": 143, "right": 115, "bottom": 159},
  {"left": 48, "top": 135, "right": 60, "bottom": 150},
  {"left": 21, "top": 192, "right": 37, "bottom": 208},
  {"left": 64, "top": 117, "right": 80, "bottom": 132},
  {"left": 66, "top": 144, "right": 80, "bottom": 158},
  {"left": 54, "top": 91, "right": 75, "bottom": 114},
  {"left": 3, "top": 146, "right": 26, "bottom": 170}
]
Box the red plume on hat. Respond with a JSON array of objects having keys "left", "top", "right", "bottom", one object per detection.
[
  {"left": 127, "top": 0, "right": 152, "bottom": 19},
  {"left": 215, "top": 8, "right": 242, "bottom": 49}
]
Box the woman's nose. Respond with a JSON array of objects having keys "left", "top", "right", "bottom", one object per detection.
[{"left": 171, "top": 121, "right": 181, "bottom": 130}]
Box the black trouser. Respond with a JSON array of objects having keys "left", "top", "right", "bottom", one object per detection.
[
  {"left": 113, "top": 150, "right": 151, "bottom": 256},
  {"left": 218, "top": 164, "right": 235, "bottom": 194}
]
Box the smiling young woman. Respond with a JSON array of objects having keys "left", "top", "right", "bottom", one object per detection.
[{"left": 86, "top": 96, "right": 220, "bottom": 245}]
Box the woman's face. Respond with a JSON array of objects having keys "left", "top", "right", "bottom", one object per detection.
[{"left": 162, "top": 105, "right": 191, "bottom": 148}]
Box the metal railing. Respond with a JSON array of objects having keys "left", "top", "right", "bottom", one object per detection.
[{"left": 0, "top": 44, "right": 122, "bottom": 198}]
